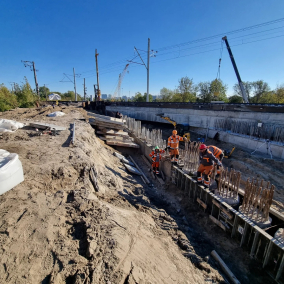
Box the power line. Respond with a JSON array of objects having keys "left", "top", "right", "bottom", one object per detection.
[
  {"left": 155, "top": 17, "right": 284, "bottom": 52},
  {"left": 61, "top": 18, "right": 284, "bottom": 85}
]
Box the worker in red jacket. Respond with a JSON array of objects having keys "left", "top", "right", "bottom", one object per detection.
[
  {"left": 197, "top": 144, "right": 222, "bottom": 188},
  {"left": 167, "top": 130, "right": 185, "bottom": 164},
  {"left": 149, "top": 146, "right": 165, "bottom": 174}
]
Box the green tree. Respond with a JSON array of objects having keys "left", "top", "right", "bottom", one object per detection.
[
  {"left": 197, "top": 81, "right": 211, "bottom": 102},
  {"left": 228, "top": 95, "right": 243, "bottom": 103},
  {"left": 175, "top": 76, "right": 197, "bottom": 102},
  {"left": 233, "top": 81, "right": 253, "bottom": 102},
  {"left": 132, "top": 92, "right": 144, "bottom": 102},
  {"left": 197, "top": 79, "right": 228, "bottom": 102},
  {"left": 39, "top": 86, "right": 50, "bottom": 100},
  {"left": 250, "top": 80, "right": 270, "bottom": 103},
  {"left": 131, "top": 92, "right": 153, "bottom": 102},
  {"left": 157, "top": 87, "right": 174, "bottom": 102},
  {"left": 62, "top": 91, "right": 75, "bottom": 100},
  {"left": 143, "top": 93, "right": 153, "bottom": 102},
  {"left": 274, "top": 85, "right": 284, "bottom": 103},
  {"left": 14, "top": 77, "right": 37, "bottom": 108},
  {"left": 0, "top": 84, "right": 18, "bottom": 111}
]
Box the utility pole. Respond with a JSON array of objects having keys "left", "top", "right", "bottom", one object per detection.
[
  {"left": 147, "top": 38, "right": 150, "bottom": 102},
  {"left": 131, "top": 39, "right": 154, "bottom": 102},
  {"left": 95, "top": 49, "right": 101, "bottom": 101},
  {"left": 21, "top": 60, "right": 40, "bottom": 100},
  {"left": 94, "top": 85, "right": 97, "bottom": 102},
  {"left": 73, "top": 67, "right": 77, "bottom": 101},
  {"left": 83, "top": 78, "right": 86, "bottom": 101},
  {"left": 44, "top": 84, "right": 48, "bottom": 101}
]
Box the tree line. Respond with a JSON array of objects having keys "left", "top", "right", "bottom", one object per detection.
[
  {"left": 1, "top": 76, "right": 284, "bottom": 112},
  {"left": 129, "top": 77, "right": 284, "bottom": 104},
  {"left": 0, "top": 78, "right": 83, "bottom": 112}
]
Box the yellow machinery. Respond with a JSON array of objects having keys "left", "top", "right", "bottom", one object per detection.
[
  {"left": 156, "top": 113, "right": 190, "bottom": 140},
  {"left": 224, "top": 146, "right": 235, "bottom": 158}
]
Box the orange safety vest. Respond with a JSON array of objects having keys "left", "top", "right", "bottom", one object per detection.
[
  {"left": 208, "top": 145, "right": 223, "bottom": 159},
  {"left": 149, "top": 149, "right": 165, "bottom": 162},
  {"left": 167, "top": 135, "right": 183, "bottom": 149}
]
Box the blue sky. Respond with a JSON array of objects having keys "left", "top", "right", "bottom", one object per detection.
[{"left": 1, "top": 0, "right": 284, "bottom": 99}]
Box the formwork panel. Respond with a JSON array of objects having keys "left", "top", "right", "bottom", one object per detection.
[{"left": 263, "top": 238, "right": 284, "bottom": 281}]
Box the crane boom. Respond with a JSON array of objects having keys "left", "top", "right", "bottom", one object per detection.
[
  {"left": 222, "top": 36, "right": 249, "bottom": 103},
  {"left": 113, "top": 64, "right": 129, "bottom": 99}
]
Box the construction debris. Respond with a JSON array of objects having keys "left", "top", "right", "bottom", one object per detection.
[
  {"left": 29, "top": 122, "right": 66, "bottom": 131},
  {"left": 129, "top": 155, "right": 151, "bottom": 185},
  {"left": 114, "top": 152, "right": 134, "bottom": 166},
  {"left": 0, "top": 119, "right": 24, "bottom": 133},
  {"left": 124, "top": 163, "right": 142, "bottom": 175},
  {"left": 88, "top": 113, "right": 140, "bottom": 148}
]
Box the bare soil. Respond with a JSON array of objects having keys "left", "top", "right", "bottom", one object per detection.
[{"left": 0, "top": 106, "right": 229, "bottom": 284}]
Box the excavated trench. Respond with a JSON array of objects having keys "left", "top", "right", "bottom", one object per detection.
[{"left": 116, "top": 147, "right": 274, "bottom": 284}]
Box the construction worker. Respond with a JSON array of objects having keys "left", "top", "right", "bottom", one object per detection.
[
  {"left": 208, "top": 145, "right": 224, "bottom": 161},
  {"left": 167, "top": 130, "right": 185, "bottom": 164},
  {"left": 149, "top": 146, "right": 165, "bottom": 174},
  {"left": 208, "top": 145, "right": 224, "bottom": 173},
  {"left": 197, "top": 144, "right": 222, "bottom": 188}
]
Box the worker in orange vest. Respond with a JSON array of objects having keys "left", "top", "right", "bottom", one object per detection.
[
  {"left": 167, "top": 130, "right": 185, "bottom": 164},
  {"left": 149, "top": 146, "right": 165, "bottom": 174},
  {"left": 208, "top": 145, "right": 224, "bottom": 175},
  {"left": 197, "top": 144, "right": 222, "bottom": 188}
]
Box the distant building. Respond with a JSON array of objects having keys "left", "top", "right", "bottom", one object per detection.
[
  {"left": 152, "top": 96, "right": 157, "bottom": 101},
  {"left": 122, "top": 96, "right": 128, "bottom": 101},
  {"left": 107, "top": 94, "right": 112, "bottom": 100},
  {"left": 101, "top": 94, "right": 107, "bottom": 100}
]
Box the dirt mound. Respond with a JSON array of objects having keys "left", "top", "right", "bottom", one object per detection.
[{"left": 0, "top": 107, "right": 224, "bottom": 283}]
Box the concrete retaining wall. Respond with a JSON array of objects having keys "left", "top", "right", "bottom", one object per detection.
[{"left": 107, "top": 105, "right": 284, "bottom": 159}]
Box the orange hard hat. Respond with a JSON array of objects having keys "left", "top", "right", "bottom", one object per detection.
[
  {"left": 199, "top": 144, "right": 207, "bottom": 150},
  {"left": 172, "top": 130, "right": 177, "bottom": 135}
]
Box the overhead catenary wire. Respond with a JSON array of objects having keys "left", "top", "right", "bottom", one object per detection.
[
  {"left": 155, "top": 17, "right": 284, "bottom": 52},
  {"left": 58, "top": 17, "right": 284, "bottom": 90}
]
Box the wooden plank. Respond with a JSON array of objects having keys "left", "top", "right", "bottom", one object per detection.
[
  {"left": 96, "top": 130, "right": 129, "bottom": 136},
  {"left": 104, "top": 135, "right": 134, "bottom": 141},
  {"left": 89, "top": 119, "right": 124, "bottom": 130},
  {"left": 88, "top": 116, "right": 124, "bottom": 125},
  {"left": 197, "top": 198, "right": 207, "bottom": 209},
  {"left": 209, "top": 215, "right": 226, "bottom": 231},
  {"left": 211, "top": 250, "right": 241, "bottom": 284},
  {"left": 90, "top": 167, "right": 99, "bottom": 192},
  {"left": 87, "top": 112, "right": 125, "bottom": 123},
  {"left": 106, "top": 140, "right": 140, "bottom": 148}
]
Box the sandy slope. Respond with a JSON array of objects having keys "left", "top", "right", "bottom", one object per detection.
[{"left": 0, "top": 106, "right": 224, "bottom": 284}]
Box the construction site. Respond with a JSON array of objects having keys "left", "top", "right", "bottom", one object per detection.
[{"left": 0, "top": 100, "right": 283, "bottom": 284}]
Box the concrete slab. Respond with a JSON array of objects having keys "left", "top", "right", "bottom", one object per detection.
[{"left": 29, "top": 122, "right": 66, "bottom": 131}]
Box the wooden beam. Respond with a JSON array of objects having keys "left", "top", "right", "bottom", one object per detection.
[{"left": 211, "top": 250, "right": 241, "bottom": 284}]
